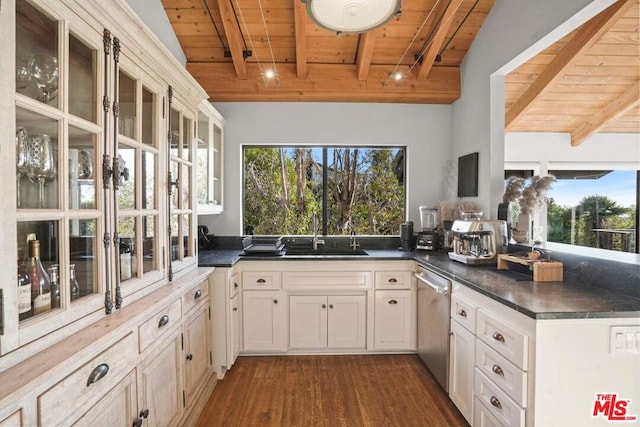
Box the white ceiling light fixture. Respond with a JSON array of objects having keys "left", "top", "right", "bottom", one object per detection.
[{"left": 302, "top": 0, "right": 401, "bottom": 34}]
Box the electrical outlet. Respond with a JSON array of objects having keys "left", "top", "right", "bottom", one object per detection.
[{"left": 610, "top": 326, "right": 640, "bottom": 354}]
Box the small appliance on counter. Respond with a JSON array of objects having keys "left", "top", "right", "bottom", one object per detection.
[
  {"left": 399, "top": 221, "right": 415, "bottom": 250},
  {"left": 416, "top": 206, "right": 439, "bottom": 251},
  {"left": 448, "top": 219, "right": 507, "bottom": 264}
]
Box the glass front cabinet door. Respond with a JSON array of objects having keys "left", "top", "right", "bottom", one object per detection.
[
  {"left": 196, "top": 100, "right": 225, "bottom": 215},
  {"left": 0, "top": 0, "right": 207, "bottom": 356}
]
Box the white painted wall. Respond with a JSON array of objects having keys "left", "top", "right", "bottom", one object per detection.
[
  {"left": 198, "top": 102, "right": 452, "bottom": 235},
  {"left": 451, "top": 0, "right": 617, "bottom": 219}
]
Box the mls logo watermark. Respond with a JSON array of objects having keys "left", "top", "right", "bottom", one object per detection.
[{"left": 593, "top": 394, "right": 637, "bottom": 422}]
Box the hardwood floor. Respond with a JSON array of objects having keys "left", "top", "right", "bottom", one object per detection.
[{"left": 195, "top": 354, "right": 468, "bottom": 426}]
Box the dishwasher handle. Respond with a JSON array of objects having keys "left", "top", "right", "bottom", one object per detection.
[{"left": 414, "top": 272, "right": 449, "bottom": 296}]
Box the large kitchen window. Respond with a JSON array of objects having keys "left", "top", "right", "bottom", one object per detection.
[{"left": 243, "top": 146, "right": 406, "bottom": 236}]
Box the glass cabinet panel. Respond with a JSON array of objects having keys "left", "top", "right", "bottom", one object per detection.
[
  {"left": 118, "top": 146, "right": 136, "bottom": 210},
  {"left": 16, "top": 108, "right": 59, "bottom": 210},
  {"left": 196, "top": 101, "right": 224, "bottom": 214},
  {"left": 142, "top": 87, "right": 154, "bottom": 146},
  {"left": 119, "top": 72, "right": 136, "bottom": 139},
  {"left": 142, "top": 215, "right": 157, "bottom": 274},
  {"left": 16, "top": 1, "right": 59, "bottom": 109},
  {"left": 118, "top": 216, "right": 137, "bottom": 282},
  {"left": 69, "top": 126, "right": 97, "bottom": 210},
  {"left": 68, "top": 218, "right": 98, "bottom": 301},
  {"left": 68, "top": 33, "right": 97, "bottom": 123}
]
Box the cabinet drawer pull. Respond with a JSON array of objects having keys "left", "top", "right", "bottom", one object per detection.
[
  {"left": 388, "top": 299, "right": 398, "bottom": 305},
  {"left": 490, "top": 396, "right": 502, "bottom": 410},
  {"left": 256, "top": 278, "right": 266, "bottom": 284},
  {"left": 388, "top": 278, "right": 398, "bottom": 283},
  {"left": 186, "top": 353, "right": 193, "bottom": 361},
  {"left": 158, "top": 314, "right": 170, "bottom": 328},
  {"left": 194, "top": 290, "right": 202, "bottom": 299},
  {"left": 234, "top": 282, "right": 239, "bottom": 288},
  {"left": 329, "top": 304, "right": 334, "bottom": 309},
  {"left": 492, "top": 332, "right": 505, "bottom": 343},
  {"left": 492, "top": 364, "right": 505, "bottom": 377},
  {"left": 232, "top": 307, "right": 238, "bottom": 312},
  {"left": 457, "top": 309, "right": 467, "bottom": 318},
  {"left": 322, "top": 304, "right": 327, "bottom": 309},
  {"left": 133, "top": 418, "right": 142, "bottom": 427},
  {"left": 273, "top": 299, "right": 278, "bottom": 304},
  {"left": 86, "top": 363, "right": 109, "bottom": 386},
  {"left": 140, "top": 409, "right": 149, "bottom": 419}
]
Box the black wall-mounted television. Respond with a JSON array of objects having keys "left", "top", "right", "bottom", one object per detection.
[{"left": 458, "top": 152, "right": 479, "bottom": 197}]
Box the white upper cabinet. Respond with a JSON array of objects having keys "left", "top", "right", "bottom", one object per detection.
[
  {"left": 0, "top": 0, "right": 208, "bottom": 362},
  {"left": 196, "top": 100, "right": 224, "bottom": 215}
]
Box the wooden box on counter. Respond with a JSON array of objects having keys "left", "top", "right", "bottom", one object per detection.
[{"left": 497, "top": 254, "right": 563, "bottom": 282}]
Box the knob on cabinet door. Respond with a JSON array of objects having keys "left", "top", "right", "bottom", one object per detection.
[
  {"left": 273, "top": 299, "right": 278, "bottom": 304},
  {"left": 140, "top": 409, "right": 149, "bottom": 419},
  {"left": 186, "top": 353, "right": 193, "bottom": 361},
  {"left": 329, "top": 304, "right": 334, "bottom": 309}
]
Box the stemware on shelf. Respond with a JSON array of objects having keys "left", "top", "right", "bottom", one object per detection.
[
  {"left": 16, "top": 54, "right": 31, "bottom": 92},
  {"left": 16, "top": 127, "right": 30, "bottom": 208},
  {"left": 77, "top": 149, "right": 93, "bottom": 180},
  {"left": 27, "top": 134, "right": 57, "bottom": 208},
  {"left": 29, "top": 54, "right": 59, "bottom": 103}
]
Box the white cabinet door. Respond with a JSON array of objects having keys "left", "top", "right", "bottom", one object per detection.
[
  {"left": 374, "top": 290, "right": 413, "bottom": 350},
  {"left": 289, "top": 295, "right": 328, "bottom": 349},
  {"left": 449, "top": 319, "right": 476, "bottom": 424},
  {"left": 138, "top": 328, "right": 183, "bottom": 427},
  {"left": 228, "top": 292, "right": 240, "bottom": 365},
  {"left": 243, "top": 290, "right": 284, "bottom": 351},
  {"left": 328, "top": 295, "right": 366, "bottom": 349},
  {"left": 183, "top": 304, "right": 212, "bottom": 405}
]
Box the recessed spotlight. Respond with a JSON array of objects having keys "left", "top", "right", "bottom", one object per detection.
[{"left": 264, "top": 70, "right": 275, "bottom": 79}]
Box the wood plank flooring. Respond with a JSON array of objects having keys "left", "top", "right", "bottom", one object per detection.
[{"left": 195, "top": 354, "right": 468, "bottom": 426}]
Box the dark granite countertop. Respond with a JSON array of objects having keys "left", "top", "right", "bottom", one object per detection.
[{"left": 198, "top": 248, "right": 640, "bottom": 320}]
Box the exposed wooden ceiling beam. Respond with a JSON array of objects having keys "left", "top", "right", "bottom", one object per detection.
[
  {"left": 294, "top": 0, "right": 308, "bottom": 79},
  {"left": 214, "top": 0, "right": 247, "bottom": 79},
  {"left": 356, "top": 31, "right": 377, "bottom": 81},
  {"left": 571, "top": 83, "right": 640, "bottom": 146},
  {"left": 187, "top": 62, "right": 461, "bottom": 102},
  {"left": 504, "top": 0, "right": 635, "bottom": 131},
  {"left": 415, "top": 0, "right": 464, "bottom": 80}
]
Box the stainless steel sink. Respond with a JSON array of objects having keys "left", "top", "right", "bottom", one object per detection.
[{"left": 284, "top": 247, "right": 369, "bottom": 256}]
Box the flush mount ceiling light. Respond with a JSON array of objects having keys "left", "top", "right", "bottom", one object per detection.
[{"left": 302, "top": 0, "right": 401, "bottom": 33}]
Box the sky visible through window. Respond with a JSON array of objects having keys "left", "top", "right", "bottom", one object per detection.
[{"left": 548, "top": 170, "right": 636, "bottom": 208}]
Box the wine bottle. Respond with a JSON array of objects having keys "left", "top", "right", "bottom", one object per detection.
[
  {"left": 69, "top": 263, "right": 80, "bottom": 301},
  {"left": 26, "top": 239, "right": 51, "bottom": 315},
  {"left": 18, "top": 264, "right": 32, "bottom": 321},
  {"left": 48, "top": 265, "right": 60, "bottom": 309}
]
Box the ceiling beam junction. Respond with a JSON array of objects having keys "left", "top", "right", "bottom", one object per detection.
[
  {"left": 215, "top": 0, "right": 248, "bottom": 79},
  {"left": 504, "top": 0, "right": 635, "bottom": 131},
  {"left": 571, "top": 82, "right": 640, "bottom": 146},
  {"left": 356, "top": 31, "right": 378, "bottom": 81},
  {"left": 415, "top": 0, "right": 464, "bottom": 80}
]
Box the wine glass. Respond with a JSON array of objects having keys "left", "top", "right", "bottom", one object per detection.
[
  {"left": 29, "top": 54, "right": 59, "bottom": 103},
  {"left": 77, "top": 149, "right": 93, "bottom": 180},
  {"left": 15, "top": 127, "right": 30, "bottom": 208},
  {"left": 16, "top": 54, "right": 31, "bottom": 93},
  {"left": 27, "top": 134, "right": 57, "bottom": 208}
]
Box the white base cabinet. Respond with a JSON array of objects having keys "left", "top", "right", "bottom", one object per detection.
[
  {"left": 243, "top": 290, "right": 286, "bottom": 351},
  {"left": 449, "top": 316, "right": 475, "bottom": 423},
  {"left": 374, "top": 290, "right": 413, "bottom": 350},
  {"left": 73, "top": 370, "right": 138, "bottom": 427},
  {"left": 289, "top": 294, "right": 366, "bottom": 350}
]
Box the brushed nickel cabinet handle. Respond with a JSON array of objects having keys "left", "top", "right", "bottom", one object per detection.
[
  {"left": 388, "top": 300, "right": 398, "bottom": 305},
  {"left": 490, "top": 396, "right": 502, "bottom": 409},
  {"left": 158, "top": 314, "right": 170, "bottom": 328},
  {"left": 257, "top": 278, "right": 266, "bottom": 284},
  {"left": 87, "top": 363, "right": 109, "bottom": 386},
  {"left": 388, "top": 278, "right": 398, "bottom": 283},
  {"left": 194, "top": 290, "right": 202, "bottom": 299},
  {"left": 457, "top": 309, "right": 467, "bottom": 318},
  {"left": 492, "top": 332, "right": 505, "bottom": 343},
  {"left": 492, "top": 364, "right": 505, "bottom": 377}
]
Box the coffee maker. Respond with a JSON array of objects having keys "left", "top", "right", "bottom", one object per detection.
[
  {"left": 416, "top": 206, "right": 439, "bottom": 251},
  {"left": 448, "top": 220, "right": 508, "bottom": 264}
]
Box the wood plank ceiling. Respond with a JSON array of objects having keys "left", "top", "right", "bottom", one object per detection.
[
  {"left": 505, "top": 0, "right": 640, "bottom": 146},
  {"left": 162, "top": 0, "right": 495, "bottom": 103}
]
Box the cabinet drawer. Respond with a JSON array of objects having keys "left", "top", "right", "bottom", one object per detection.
[
  {"left": 474, "top": 369, "right": 524, "bottom": 427},
  {"left": 451, "top": 294, "right": 476, "bottom": 333},
  {"left": 476, "top": 340, "right": 527, "bottom": 406},
  {"left": 283, "top": 271, "right": 371, "bottom": 290},
  {"left": 243, "top": 271, "right": 281, "bottom": 290},
  {"left": 229, "top": 273, "right": 240, "bottom": 297},
  {"left": 474, "top": 397, "right": 504, "bottom": 427},
  {"left": 374, "top": 271, "right": 413, "bottom": 289},
  {"left": 476, "top": 310, "right": 528, "bottom": 369},
  {"left": 183, "top": 279, "right": 209, "bottom": 315},
  {"left": 38, "top": 332, "right": 137, "bottom": 427},
  {"left": 139, "top": 298, "right": 182, "bottom": 352}
]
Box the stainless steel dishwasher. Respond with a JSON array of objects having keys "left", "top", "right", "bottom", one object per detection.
[{"left": 415, "top": 265, "right": 451, "bottom": 392}]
